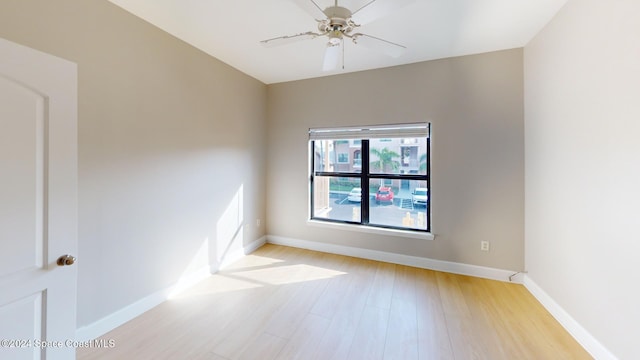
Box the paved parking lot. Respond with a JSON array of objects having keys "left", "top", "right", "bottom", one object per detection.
[{"left": 320, "top": 193, "right": 427, "bottom": 229}]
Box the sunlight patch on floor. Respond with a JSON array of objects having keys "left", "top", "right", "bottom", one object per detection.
[
  {"left": 170, "top": 273, "right": 263, "bottom": 299},
  {"left": 233, "top": 263, "right": 347, "bottom": 285},
  {"left": 221, "top": 254, "right": 286, "bottom": 271}
]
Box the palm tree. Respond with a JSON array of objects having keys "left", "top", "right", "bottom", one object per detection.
[{"left": 370, "top": 147, "right": 401, "bottom": 173}]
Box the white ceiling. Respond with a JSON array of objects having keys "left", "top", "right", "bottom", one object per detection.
[{"left": 108, "top": 0, "right": 567, "bottom": 84}]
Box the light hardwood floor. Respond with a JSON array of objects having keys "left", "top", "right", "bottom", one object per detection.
[{"left": 78, "top": 244, "right": 592, "bottom": 359}]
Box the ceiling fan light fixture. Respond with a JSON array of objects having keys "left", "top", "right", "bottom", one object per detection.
[{"left": 328, "top": 30, "right": 343, "bottom": 45}]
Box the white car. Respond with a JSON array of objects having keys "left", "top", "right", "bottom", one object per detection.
[
  {"left": 347, "top": 188, "right": 362, "bottom": 202},
  {"left": 412, "top": 188, "right": 428, "bottom": 207}
]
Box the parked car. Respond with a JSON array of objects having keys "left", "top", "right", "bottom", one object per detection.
[
  {"left": 412, "top": 187, "right": 428, "bottom": 207},
  {"left": 347, "top": 187, "right": 362, "bottom": 202},
  {"left": 375, "top": 186, "right": 394, "bottom": 204}
]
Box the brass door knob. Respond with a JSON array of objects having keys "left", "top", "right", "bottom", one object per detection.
[{"left": 57, "top": 255, "right": 76, "bottom": 266}]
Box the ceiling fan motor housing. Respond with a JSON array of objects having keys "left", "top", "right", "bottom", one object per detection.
[{"left": 318, "top": 6, "right": 356, "bottom": 35}]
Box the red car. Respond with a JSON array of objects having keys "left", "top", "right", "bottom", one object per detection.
[{"left": 375, "top": 186, "right": 394, "bottom": 204}]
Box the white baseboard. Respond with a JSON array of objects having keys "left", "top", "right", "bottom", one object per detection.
[
  {"left": 266, "top": 235, "right": 521, "bottom": 283},
  {"left": 75, "top": 283, "right": 171, "bottom": 342},
  {"left": 523, "top": 275, "right": 617, "bottom": 360},
  {"left": 75, "top": 236, "right": 267, "bottom": 342}
]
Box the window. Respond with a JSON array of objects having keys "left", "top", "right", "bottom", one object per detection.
[
  {"left": 353, "top": 150, "right": 362, "bottom": 168},
  {"left": 309, "top": 123, "right": 430, "bottom": 233}
]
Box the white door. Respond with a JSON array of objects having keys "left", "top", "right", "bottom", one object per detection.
[{"left": 0, "top": 38, "right": 78, "bottom": 360}]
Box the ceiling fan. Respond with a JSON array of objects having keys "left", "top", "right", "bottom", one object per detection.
[{"left": 260, "top": 0, "right": 415, "bottom": 71}]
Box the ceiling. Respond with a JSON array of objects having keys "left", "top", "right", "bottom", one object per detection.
[{"left": 108, "top": 0, "right": 567, "bottom": 84}]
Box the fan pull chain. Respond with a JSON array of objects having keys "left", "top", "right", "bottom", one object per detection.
[{"left": 342, "top": 39, "right": 345, "bottom": 69}]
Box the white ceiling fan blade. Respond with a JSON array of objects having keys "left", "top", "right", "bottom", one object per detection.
[
  {"left": 260, "top": 32, "right": 319, "bottom": 47},
  {"left": 322, "top": 43, "right": 341, "bottom": 71},
  {"left": 291, "top": 0, "right": 327, "bottom": 20},
  {"left": 351, "top": 0, "right": 416, "bottom": 25},
  {"left": 353, "top": 34, "right": 406, "bottom": 58}
]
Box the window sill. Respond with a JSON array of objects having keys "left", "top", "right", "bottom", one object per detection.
[{"left": 307, "top": 220, "right": 434, "bottom": 240}]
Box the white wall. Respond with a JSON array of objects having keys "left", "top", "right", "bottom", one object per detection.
[
  {"left": 525, "top": 0, "right": 640, "bottom": 358},
  {"left": 267, "top": 49, "right": 525, "bottom": 272},
  {"left": 0, "top": 0, "right": 267, "bottom": 329}
]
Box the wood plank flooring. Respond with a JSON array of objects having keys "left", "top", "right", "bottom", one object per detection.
[{"left": 77, "top": 244, "right": 592, "bottom": 359}]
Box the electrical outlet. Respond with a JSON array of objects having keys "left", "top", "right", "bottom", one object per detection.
[
  {"left": 256, "top": 219, "right": 261, "bottom": 227},
  {"left": 480, "top": 241, "right": 490, "bottom": 252}
]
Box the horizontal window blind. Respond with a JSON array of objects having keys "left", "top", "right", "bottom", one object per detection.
[{"left": 309, "top": 123, "right": 429, "bottom": 140}]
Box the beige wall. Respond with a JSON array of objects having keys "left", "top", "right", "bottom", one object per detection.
[
  {"left": 267, "top": 49, "right": 525, "bottom": 271},
  {"left": 0, "top": 0, "right": 267, "bottom": 328},
  {"left": 525, "top": 1, "right": 640, "bottom": 358}
]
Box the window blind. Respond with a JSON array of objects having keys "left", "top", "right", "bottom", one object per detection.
[{"left": 308, "top": 123, "right": 429, "bottom": 140}]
